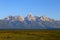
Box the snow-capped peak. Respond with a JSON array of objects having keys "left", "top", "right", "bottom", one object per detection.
[
  {"left": 26, "top": 13, "right": 36, "bottom": 21},
  {"left": 4, "top": 16, "right": 14, "bottom": 20},
  {"left": 4, "top": 16, "right": 24, "bottom": 22},
  {"left": 40, "top": 16, "right": 54, "bottom": 22},
  {"left": 17, "top": 16, "right": 24, "bottom": 22}
]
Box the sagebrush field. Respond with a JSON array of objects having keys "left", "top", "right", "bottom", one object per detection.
[{"left": 0, "top": 30, "right": 60, "bottom": 40}]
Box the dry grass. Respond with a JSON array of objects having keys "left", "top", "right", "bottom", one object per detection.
[{"left": 0, "top": 30, "right": 60, "bottom": 40}]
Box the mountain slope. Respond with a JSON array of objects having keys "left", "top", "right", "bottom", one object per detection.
[{"left": 0, "top": 14, "right": 60, "bottom": 29}]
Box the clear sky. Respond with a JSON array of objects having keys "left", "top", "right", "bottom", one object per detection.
[{"left": 0, "top": 0, "right": 60, "bottom": 20}]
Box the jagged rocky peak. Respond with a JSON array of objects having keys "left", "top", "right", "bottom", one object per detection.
[
  {"left": 27, "top": 12, "right": 33, "bottom": 17},
  {"left": 40, "top": 16, "right": 54, "bottom": 22},
  {"left": 17, "top": 16, "right": 24, "bottom": 22},
  {"left": 11, "top": 16, "right": 24, "bottom": 21},
  {"left": 4, "top": 16, "right": 14, "bottom": 20},
  {"left": 4, "top": 16, "right": 24, "bottom": 22},
  {"left": 4, "top": 14, "right": 55, "bottom": 22},
  {"left": 26, "top": 13, "right": 36, "bottom": 21}
]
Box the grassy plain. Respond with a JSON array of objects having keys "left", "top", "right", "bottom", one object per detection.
[{"left": 0, "top": 30, "right": 60, "bottom": 40}]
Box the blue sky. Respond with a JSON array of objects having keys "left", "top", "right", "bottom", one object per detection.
[{"left": 0, "top": 0, "right": 60, "bottom": 19}]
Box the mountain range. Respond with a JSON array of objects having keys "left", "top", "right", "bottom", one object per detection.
[{"left": 0, "top": 14, "right": 60, "bottom": 29}]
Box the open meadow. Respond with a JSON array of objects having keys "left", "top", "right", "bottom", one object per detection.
[{"left": 0, "top": 30, "right": 60, "bottom": 40}]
